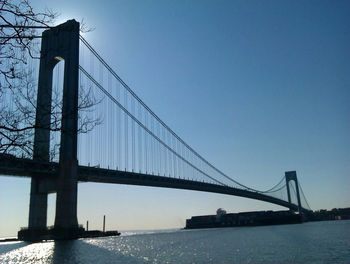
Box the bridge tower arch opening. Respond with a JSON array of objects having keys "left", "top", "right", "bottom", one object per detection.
[
  {"left": 285, "top": 171, "right": 302, "bottom": 214},
  {"left": 28, "top": 19, "right": 81, "bottom": 238},
  {"left": 50, "top": 59, "right": 65, "bottom": 162}
]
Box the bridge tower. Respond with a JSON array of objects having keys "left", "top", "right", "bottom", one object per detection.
[
  {"left": 285, "top": 171, "right": 302, "bottom": 213},
  {"left": 28, "top": 20, "right": 81, "bottom": 238}
]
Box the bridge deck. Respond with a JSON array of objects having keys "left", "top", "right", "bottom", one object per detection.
[{"left": 0, "top": 156, "right": 308, "bottom": 213}]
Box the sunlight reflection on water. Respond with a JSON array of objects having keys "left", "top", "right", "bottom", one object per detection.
[{"left": 0, "top": 241, "right": 54, "bottom": 263}]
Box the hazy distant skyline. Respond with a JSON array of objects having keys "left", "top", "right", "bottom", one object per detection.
[{"left": 1, "top": 0, "right": 349, "bottom": 237}]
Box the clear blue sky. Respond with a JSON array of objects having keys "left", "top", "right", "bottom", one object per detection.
[{"left": 1, "top": 0, "right": 349, "bottom": 237}]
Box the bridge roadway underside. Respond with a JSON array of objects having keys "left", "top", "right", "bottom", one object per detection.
[{"left": 0, "top": 156, "right": 306, "bottom": 213}]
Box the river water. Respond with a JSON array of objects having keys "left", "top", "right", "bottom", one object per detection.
[{"left": 0, "top": 220, "right": 349, "bottom": 263}]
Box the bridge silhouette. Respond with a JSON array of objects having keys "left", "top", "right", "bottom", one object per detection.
[{"left": 0, "top": 20, "right": 311, "bottom": 239}]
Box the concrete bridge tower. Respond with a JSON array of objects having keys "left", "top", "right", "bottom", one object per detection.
[
  {"left": 285, "top": 171, "right": 302, "bottom": 214},
  {"left": 28, "top": 19, "right": 82, "bottom": 239}
]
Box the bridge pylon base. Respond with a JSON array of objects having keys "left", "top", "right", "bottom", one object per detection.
[
  {"left": 28, "top": 178, "right": 48, "bottom": 229},
  {"left": 54, "top": 158, "right": 80, "bottom": 235}
]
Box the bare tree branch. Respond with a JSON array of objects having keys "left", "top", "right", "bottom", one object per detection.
[{"left": 0, "top": 0, "right": 100, "bottom": 160}]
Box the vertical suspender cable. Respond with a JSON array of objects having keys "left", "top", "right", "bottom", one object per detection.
[{"left": 124, "top": 89, "right": 128, "bottom": 170}]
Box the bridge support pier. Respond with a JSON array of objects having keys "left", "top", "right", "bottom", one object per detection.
[
  {"left": 28, "top": 178, "right": 47, "bottom": 229},
  {"left": 285, "top": 171, "right": 302, "bottom": 214},
  {"left": 54, "top": 159, "right": 79, "bottom": 235}
]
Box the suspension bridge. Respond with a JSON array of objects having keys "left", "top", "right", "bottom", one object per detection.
[{"left": 0, "top": 20, "right": 311, "bottom": 239}]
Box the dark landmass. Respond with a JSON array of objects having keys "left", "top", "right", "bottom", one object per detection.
[
  {"left": 185, "top": 207, "right": 350, "bottom": 229},
  {"left": 305, "top": 207, "right": 350, "bottom": 222},
  {"left": 0, "top": 237, "right": 19, "bottom": 242},
  {"left": 185, "top": 209, "right": 301, "bottom": 229}
]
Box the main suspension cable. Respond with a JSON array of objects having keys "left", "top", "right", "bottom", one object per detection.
[
  {"left": 79, "top": 65, "right": 226, "bottom": 186},
  {"left": 79, "top": 35, "right": 286, "bottom": 193},
  {"left": 298, "top": 182, "right": 311, "bottom": 210}
]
